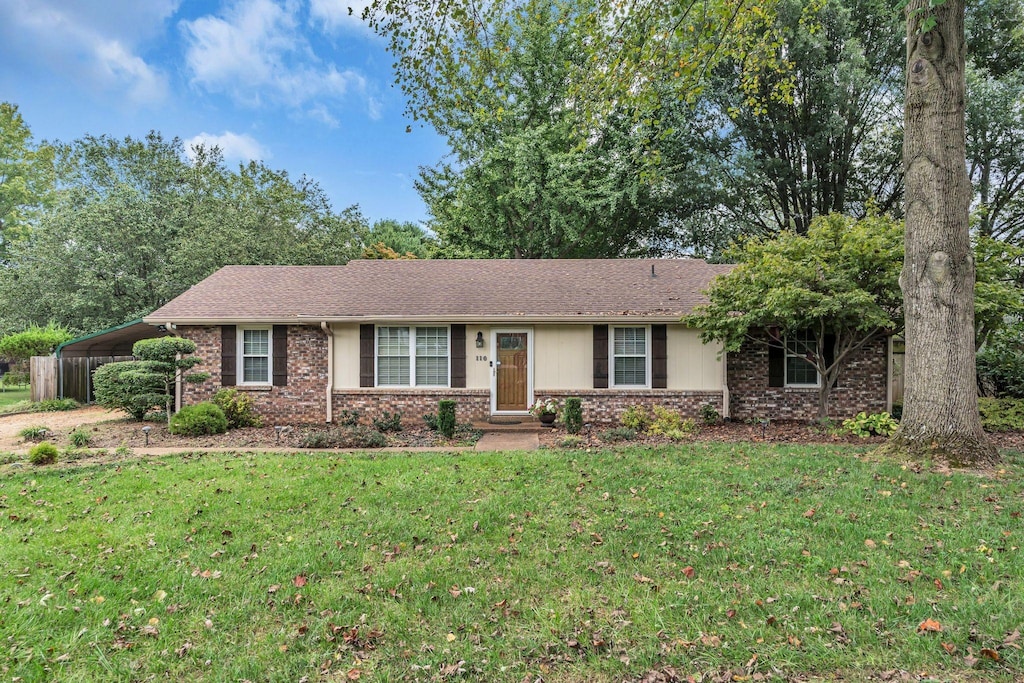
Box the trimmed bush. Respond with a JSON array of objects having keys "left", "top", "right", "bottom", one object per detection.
[
  {"left": 978, "top": 398, "right": 1024, "bottom": 432},
  {"left": 212, "top": 389, "right": 263, "bottom": 429},
  {"left": 437, "top": 399, "right": 456, "bottom": 438},
  {"left": 169, "top": 403, "right": 229, "bottom": 436},
  {"left": 29, "top": 441, "right": 59, "bottom": 465},
  {"left": 563, "top": 397, "right": 583, "bottom": 434},
  {"left": 700, "top": 403, "right": 720, "bottom": 425},
  {"left": 373, "top": 410, "right": 403, "bottom": 433},
  {"left": 620, "top": 405, "right": 650, "bottom": 431},
  {"left": 93, "top": 361, "right": 162, "bottom": 420}
]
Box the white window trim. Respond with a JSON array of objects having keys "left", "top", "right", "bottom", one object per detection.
[
  {"left": 238, "top": 326, "right": 272, "bottom": 386},
  {"left": 784, "top": 333, "right": 821, "bottom": 388},
  {"left": 375, "top": 325, "right": 451, "bottom": 388},
  {"left": 610, "top": 325, "right": 652, "bottom": 388}
]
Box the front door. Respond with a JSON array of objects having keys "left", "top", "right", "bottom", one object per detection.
[{"left": 495, "top": 332, "right": 529, "bottom": 411}]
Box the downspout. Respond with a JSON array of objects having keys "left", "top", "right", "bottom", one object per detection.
[
  {"left": 321, "top": 322, "right": 334, "bottom": 423},
  {"left": 721, "top": 348, "right": 731, "bottom": 420}
]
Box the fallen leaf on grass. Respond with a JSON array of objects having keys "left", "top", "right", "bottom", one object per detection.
[
  {"left": 865, "top": 539, "right": 877, "bottom": 549},
  {"left": 293, "top": 574, "right": 307, "bottom": 588},
  {"left": 981, "top": 647, "right": 1000, "bottom": 661},
  {"left": 917, "top": 618, "right": 942, "bottom": 633},
  {"left": 682, "top": 566, "right": 695, "bottom": 579}
]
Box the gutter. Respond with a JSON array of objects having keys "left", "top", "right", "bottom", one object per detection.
[{"left": 321, "top": 322, "right": 334, "bottom": 423}]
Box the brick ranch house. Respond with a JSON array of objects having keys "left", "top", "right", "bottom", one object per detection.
[{"left": 143, "top": 259, "right": 892, "bottom": 425}]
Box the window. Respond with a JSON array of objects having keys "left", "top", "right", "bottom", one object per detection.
[
  {"left": 240, "top": 328, "right": 271, "bottom": 384},
  {"left": 785, "top": 331, "right": 819, "bottom": 386},
  {"left": 612, "top": 326, "right": 649, "bottom": 387},
  {"left": 377, "top": 326, "right": 449, "bottom": 386}
]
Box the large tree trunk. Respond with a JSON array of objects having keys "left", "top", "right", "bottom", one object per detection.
[{"left": 880, "top": 0, "right": 997, "bottom": 465}]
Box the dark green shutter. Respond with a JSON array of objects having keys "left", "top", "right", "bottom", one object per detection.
[
  {"left": 221, "top": 326, "right": 236, "bottom": 386},
  {"left": 652, "top": 325, "right": 667, "bottom": 389},
  {"left": 450, "top": 325, "right": 466, "bottom": 388},
  {"left": 272, "top": 325, "right": 287, "bottom": 386},
  {"left": 593, "top": 325, "right": 609, "bottom": 388},
  {"left": 768, "top": 343, "right": 785, "bottom": 388},
  {"left": 360, "top": 324, "right": 375, "bottom": 387}
]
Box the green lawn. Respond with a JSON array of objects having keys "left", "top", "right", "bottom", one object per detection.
[
  {"left": 1, "top": 444, "right": 1021, "bottom": 681},
  {"left": 0, "top": 386, "right": 31, "bottom": 413}
]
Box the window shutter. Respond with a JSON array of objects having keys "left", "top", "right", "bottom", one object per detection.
[
  {"left": 768, "top": 343, "right": 785, "bottom": 387},
  {"left": 652, "top": 325, "right": 667, "bottom": 389},
  {"left": 221, "top": 326, "right": 236, "bottom": 386},
  {"left": 823, "top": 333, "right": 837, "bottom": 388},
  {"left": 272, "top": 325, "right": 288, "bottom": 386},
  {"left": 593, "top": 325, "right": 609, "bottom": 388},
  {"left": 450, "top": 325, "right": 466, "bottom": 388},
  {"left": 360, "top": 324, "right": 375, "bottom": 387}
]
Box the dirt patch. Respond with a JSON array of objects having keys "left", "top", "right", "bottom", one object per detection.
[{"left": 0, "top": 406, "right": 123, "bottom": 450}]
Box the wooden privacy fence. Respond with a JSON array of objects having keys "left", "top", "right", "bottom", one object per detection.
[{"left": 31, "top": 355, "right": 134, "bottom": 403}]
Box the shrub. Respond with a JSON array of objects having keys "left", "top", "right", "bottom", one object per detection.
[
  {"left": 700, "top": 403, "right": 720, "bottom": 425},
  {"left": 169, "top": 403, "right": 228, "bottom": 436},
  {"left": 977, "top": 339, "right": 1024, "bottom": 398},
  {"left": 28, "top": 441, "right": 59, "bottom": 465},
  {"left": 649, "top": 406, "right": 692, "bottom": 436},
  {"left": 212, "top": 389, "right": 263, "bottom": 429},
  {"left": 372, "top": 410, "right": 403, "bottom": 433},
  {"left": 93, "top": 361, "right": 162, "bottom": 420},
  {"left": 36, "top": 398, "right": 79, "bottom": 412},
  {"left": 558, "top": 435, "right": 584, "bottom": 448},
  {"left": 437, "top": 399, "right": 456, "bottom": 438},
  {"left": 841, "top": 411, "right": 899, "bottom": 438},
  {"left": 68, "top": 428, "right": 91, "bottom": 448},
  {"left": 598, "top": 427, "right": 638, "bottom": 443},
  {"left": 620, "top": 405, "right": 650, "bottom": 431},
  {"left": 422, "top": 412, "right": 439, "bottom": 431},
  {"left": 563, "top": 397, "right": 583, "bottom": 434},
  {"left": 19, "top": 425, "right": 49, "bottom": 441},
  {"left": 978, "top": 398, "right": 1024, "bottom": 432},
  {"left": 661, "top": 422, "right": 699, "bottom": 441},
  {"left": 336, "top": 409, "right": 362, "bottom": 427},
  {"left": 2, "top": 370, "right": 29, "bottom": 387},
  {"left": 299, "top": 426, "right": 387, "bottom": 449}
]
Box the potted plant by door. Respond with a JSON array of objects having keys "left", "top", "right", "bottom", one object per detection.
[{"left": 529, "top": 398, "right": 560, "bottom": 426}]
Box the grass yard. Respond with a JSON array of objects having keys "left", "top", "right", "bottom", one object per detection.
[
  {"left": 1, "top": 444, "right": 1021, "bottom": 682},
  {"left": 0, "top": 386, "right": 31, "bottom": 413}
]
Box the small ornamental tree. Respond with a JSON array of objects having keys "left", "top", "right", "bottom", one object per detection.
[
  {"left": 686, "top": 213, "right": 904, "bottom": 419},
  {"left": 93, "top": 337, "right": 207, "bottom": 423},
  {"left": 132, "top": 338, "right": 208, "bottom": 426}
]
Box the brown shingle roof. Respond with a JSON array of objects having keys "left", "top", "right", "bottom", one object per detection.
[{"left": 144, "top": 259, "right": 734, "bottom": 324}]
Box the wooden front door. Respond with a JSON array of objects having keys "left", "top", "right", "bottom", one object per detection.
[{"left": 496, "top": 332, "right": 529, "bottom": 411}]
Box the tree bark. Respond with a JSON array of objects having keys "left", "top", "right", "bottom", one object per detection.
[{"left": 880, "top": 0, "right": 997, "bottom": 465}]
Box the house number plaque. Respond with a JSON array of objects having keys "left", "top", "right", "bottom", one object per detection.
[{"left": 475, "top": 355, "right": 488, "bottom": 361}]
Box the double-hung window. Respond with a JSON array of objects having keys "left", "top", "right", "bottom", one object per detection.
[
  {"left": 612, "top": 326, "right": 649, "bottom": 387},
  {"left": 377, "top": 326, "right": 449, "bottom": 386},
  {"left": 240, "top": 328, "right": 271, "bottom": 384},
  {"left": 785, "top": 331, "right": 819, "bottom": 387}
]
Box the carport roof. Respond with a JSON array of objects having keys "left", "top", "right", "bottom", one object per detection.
[{"left": 55, "top": 319, "right": 167, "bottom": 358}]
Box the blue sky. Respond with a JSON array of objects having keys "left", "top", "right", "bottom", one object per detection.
[{"left": 0, "top": 0, "right": 450, "bottom": 225}]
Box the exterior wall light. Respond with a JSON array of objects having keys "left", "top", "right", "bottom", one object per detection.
[{"left": 475, "top": 331, "right": 485, "bottom": 348}]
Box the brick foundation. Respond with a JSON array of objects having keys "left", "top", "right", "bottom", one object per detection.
[
  {"left": 333, "top": 389, "right": 491, "bottom": 423},
  {"left": 726, "top": 335, "right": 888, "bottom": 421}
]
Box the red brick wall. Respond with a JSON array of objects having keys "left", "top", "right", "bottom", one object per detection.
[
  {"left": 333, "top": 389, "right": 491, "bottom": 423},
  {"left": 540, "top": 389, "right": 723, "bottom": 425},
  {"left": 178, "top": 324, "right": 329, "bottom": 424},
  {"left": 726, "top": 334, "right": 888, "bottom": 421}
]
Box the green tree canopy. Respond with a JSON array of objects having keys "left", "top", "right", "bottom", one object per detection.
[
  {"left": 0, "top": 102, "right": 54, "bottom": 260},
  {"left": 0, "top": 323, "right": 71, "bottom": 360},
  {"left": 686, "top": 213, "right": 904, "bottom": 418}
]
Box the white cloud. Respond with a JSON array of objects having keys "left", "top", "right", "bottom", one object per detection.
[
  {"left": 0, "top": 0, "right": 175, "bottom": 105},
  {"left": 181, "top": 0, "right": 370, "bottom": 119},
  {"left": 308, "top": 0, "right": 373, "bottom": 33},
  {"left": 185, "top": 131, "right": 270, "bottom": 164}
]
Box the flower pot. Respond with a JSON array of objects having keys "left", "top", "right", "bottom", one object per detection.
[{"left": 539, "top": 412, "right": 556, "bottom": 426}]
